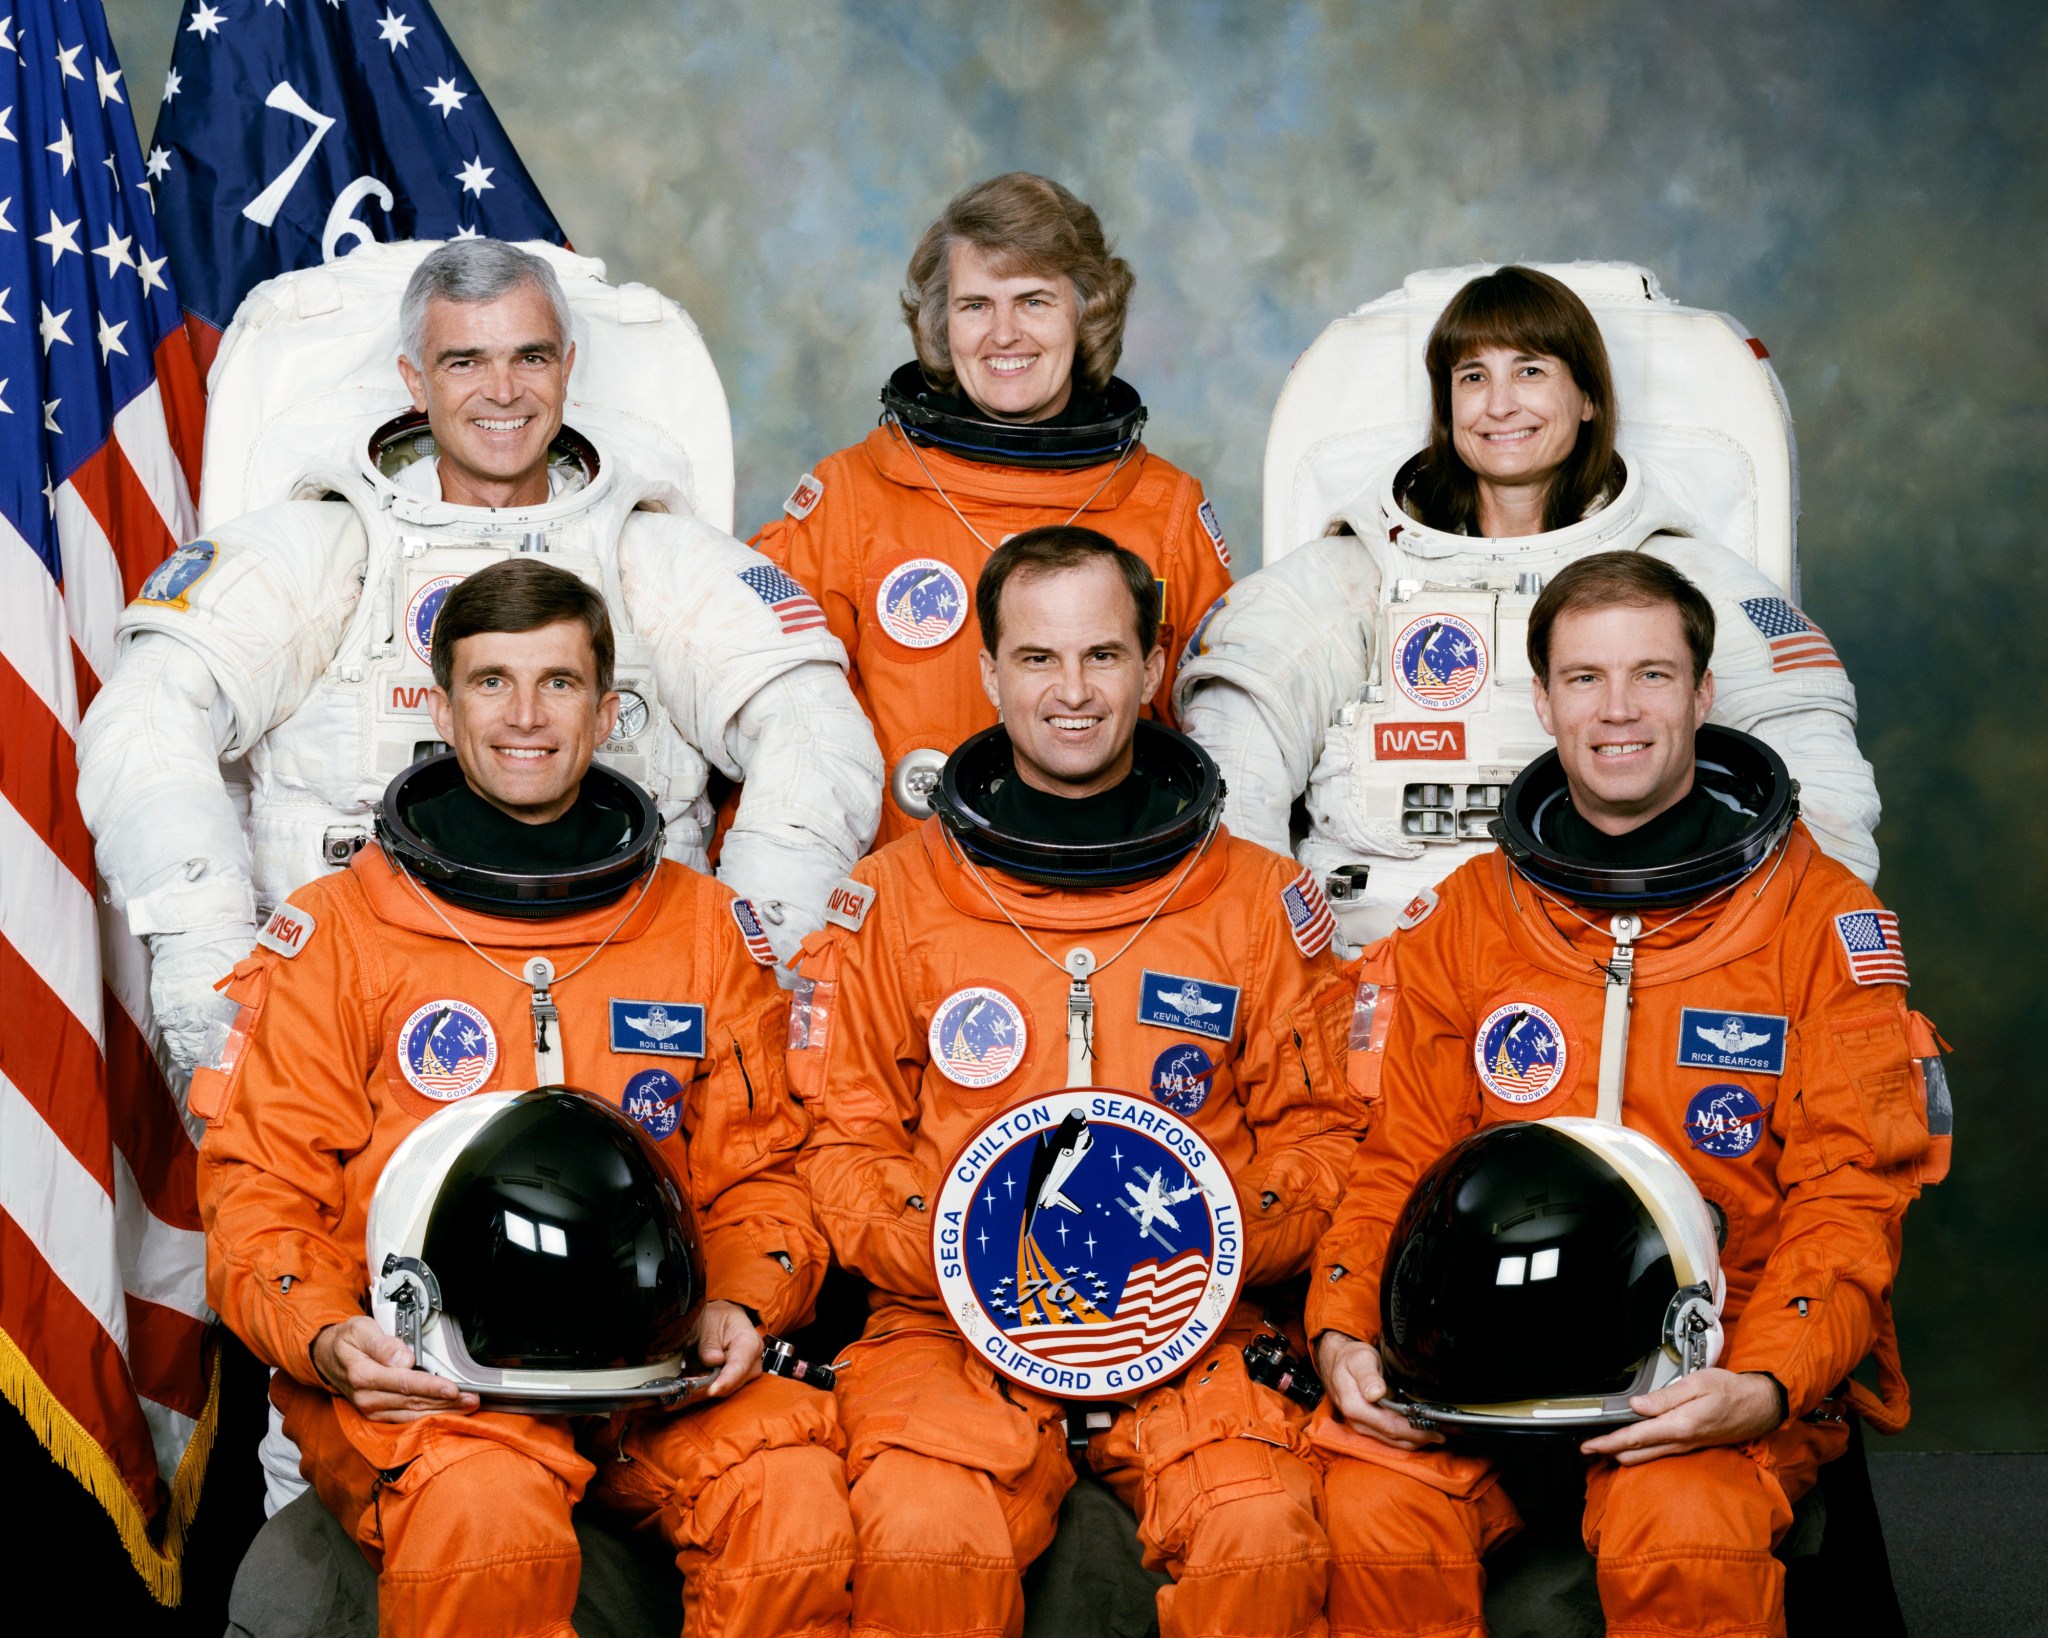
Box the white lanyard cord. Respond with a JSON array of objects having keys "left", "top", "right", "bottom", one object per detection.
[
  {"left": 392, "top": 852, "right": 662, "bottom": 992},
  {"left": 887, "top": 416, "right": 1141, "bottom": 555},
  {"left": 942, "top": 818, "right": 1220, "bottom": 983}
]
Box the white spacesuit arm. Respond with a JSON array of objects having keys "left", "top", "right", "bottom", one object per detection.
[
  {"left": 1173, "top": 534, "right": 1382, "bottom": 852},
  {"left": 620, "top": 514, "right": 883, "bottom": 954},
  {"left": 1651, "top": 537, "right": 1881, "bottom": 884},
  {"left": 75, "top": 502, "right": 368, "bottom": 1072}
]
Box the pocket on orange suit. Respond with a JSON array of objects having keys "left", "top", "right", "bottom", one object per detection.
[{"left": 836, "top": 1329, "right": 1059, "bottom": 1486}]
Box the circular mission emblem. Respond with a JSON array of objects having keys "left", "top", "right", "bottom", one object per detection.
[
  {"left": 875, "top": 558, "right": 969, "bottom": 649},
  {"left": 933, "top": 1089, "right": 1244, "bottom": 1400},
  {"left": 1474, "top": 1001, "right": 1567, "bottom": 1104},
  {"left": 1391, "top": 612, "right": 1488, "bottom": 711},
  {"left": 929, "top": 986, "right": 1027, "bottom": 1090},
  {"left": 405, "top": 575, "right": 464, "bottom": 667},
  {"left": 397, "top": 999, "right": 498, "bottom": 1102}
]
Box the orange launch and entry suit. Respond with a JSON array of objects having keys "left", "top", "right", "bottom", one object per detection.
[
  {"left": 753, "top": 425, "right": 1234, "bottom": 847},
  {"left": 1306, "top": 824, "right": 1949, "bottom": 1638},
  {"left": 195, "top": 845, "right": 855, "bottom": 1638},
  {"left": 790, "top": 817, "right": 1366, "bottom": 1638}
]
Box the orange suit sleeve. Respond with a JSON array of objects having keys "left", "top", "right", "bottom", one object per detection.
[
  {"left": 196, "top": 885, "right": 383, "bottom": 1389},
  {"left": 683, "top": 902, "right": 826, "bottom": 1335},
  {"left": 1157, "top": 474, "right": 1235, "bottom": 727},
  {"left": 1720, "top": 882, "right": 1930, "bottom": 1419},
  {"left": 1305, "top": 898, "right": 1484, "bottom": 1344},
  {"left": 789, "top": 869, "right": 942, "bottom": 1302},
  {"left": 1231, "top": 850, "right": 1375, "bottom": 1288},
  {"left": 750, "top": 453, "right": 866, "bottom": 702}
]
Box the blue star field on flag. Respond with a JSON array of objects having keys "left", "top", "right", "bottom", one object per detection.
[
  {"left": 0, "top": 2, "right": 188, "bottom": 569},
  {"left": 149, "top": 0, "right": 566, "bottom": 342}
]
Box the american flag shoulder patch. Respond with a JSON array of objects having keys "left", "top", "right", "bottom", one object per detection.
[
  {"left": 730, "top": 897, "right": 779, "bottom": 966},
  {"left": 1741, "top": 597, "right": 1843, "bottom": 672},
  {"left": 1834, "top": 909, "right": 1909, "bottom": 987},
  {"left": 739, "top": 563, "right": 830, "bottom": 636},
  {"left": 1280, "top": 867, "right": 1336, "bottom": 958}
]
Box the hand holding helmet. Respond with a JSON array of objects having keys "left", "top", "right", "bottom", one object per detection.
[
  {"left": 1312, "top": 1332, "right": 1442, "bottom": 1449},
  {"left": 310, "top": 1314, "right": 480, "bottom": 1423},
  {"left": 1580, "top": 1367, "right": 1787, "bottom": 1465}
]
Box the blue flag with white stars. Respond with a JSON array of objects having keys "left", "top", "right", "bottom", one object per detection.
[{"left": 149, "top": 0, "right": 566, "bottom": 355}]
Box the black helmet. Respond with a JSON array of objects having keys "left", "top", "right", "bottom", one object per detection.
[
  {"left": 929, "top": 722, "right": 1224, "bottom": 888},
  {"left": 881, "top": 362, "right": 1148, "bottom": 469},
  {"left": 368, "top": 1089, "right": 711, "bottom": 1411},
  {"left": 1490, "top": 724, "right": 1797, "bottom": 910},
  {"left": 1379, "top": 1117, "right": 1725, "bottom": 1432},
  {"left": 375, "top": 753, "right": 663, "bottom": 920}
]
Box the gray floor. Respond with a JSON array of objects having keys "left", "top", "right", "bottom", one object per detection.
[
  {"left": 224, "top": 1451, "right": 2046, "bottom": 1638},
  {"left": 1872, "top": 1453, "right": 2048, "bottom": 1638}
]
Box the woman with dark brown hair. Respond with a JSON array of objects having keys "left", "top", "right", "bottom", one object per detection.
[
  {"left": 1403, "top": 265, "right": 1622, "bottom": 538},
  {"left": 1177, "top": 263, "right": 1880, "bottom": 950},
  {"left": 753, "top": 173, "right": 1233, "bottom": 849}
]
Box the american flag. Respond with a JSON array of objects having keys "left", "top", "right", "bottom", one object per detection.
[
  {"left": 1834, "top": 909, "right": 1910, "bottom": 987},
  {"left": 1741, "top": 597, "right": 1843, "bottom": 672},
  {"left": 151, "top": 0, "right": 565, "bottom": 370},
  {"left": 740, "top": 563, "right": 829, "bottom": 635},
  {"left": 1, "top": 0, "right": 214, "bottom": 1604},
  {"left": 730, "top": 896, "right": 779, "bottom": 966},
  {"left": 1281, "top": 866, "right": 1336, "bottom": 958},
  {"left": 1487, "top": 1052, "right": 1560, "bottom": 1098},
  {"left": 1007, "top": 1249, "right": 1211, "bottom": 1368}
]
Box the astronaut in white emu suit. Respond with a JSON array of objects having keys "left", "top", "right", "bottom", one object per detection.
[
  {"left": 1175, "top": 265, "right": 1879, "bottom": 951},
  {"left": 77, "top": 239, "right": 882, "bottom": 1075}
]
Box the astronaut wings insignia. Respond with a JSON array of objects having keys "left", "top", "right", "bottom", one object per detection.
[
  {"left": 1696, "top": 1020, "right": 1771, "bottom": 1054},
  {"left": 627, "top": 1011, "right": 690, "bottom": 1040},
  {"left": 933, "top": 1090, "right": 1243, "bottom": 1400}
]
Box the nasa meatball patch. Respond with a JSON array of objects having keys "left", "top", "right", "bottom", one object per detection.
[
  {"left": 1684, "top": 1084, "right": 1769, "bottom": 1159},
  {"left": 397, "top": 1000, "right": 497, "bottom": 1102},
  {"left": 929, "top": 986, "right": 1027, "bottom": 1089},
  {"left": 1391, "top": 613, "right": 1488, "bottom": 712},
  {"left": 405, "top": 574, "right": 463, "bottom": 666},
  {"left": 610, "top": 999, "right": 706, "bottom": 1058},
  {"left": 876, "top": 558, "right": 969, "bottom": 649},
  {"left": 1137, "top": 971, "right": 1240, "bottom": 1043},
  {"left": 621, "top": 1067, "right": 685, "bottom": 1141},
  {"left": 931, "top": 1090, "right": 1243, "bottom": 1400},
  {"left": 1676, "top": 1008, "right": 1787, "bottom": 1076},
  {"left": 137, "top": 540, "right": 218, "bottom": 610},
  {"left": 1474, "top": 1002, "right": 1567, "bottom": 1104},
  {"left": 1150, "top": 1044, "right": 1217, "bottom": 1116}
]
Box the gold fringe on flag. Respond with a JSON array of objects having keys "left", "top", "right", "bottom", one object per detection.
[{"left": 0, "top": 1323, "right": 222, "bottom": 1606}]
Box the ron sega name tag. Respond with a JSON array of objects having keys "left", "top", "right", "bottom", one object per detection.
[{"left": 610, "top": 999, "right": 705, "bottom": 1058}]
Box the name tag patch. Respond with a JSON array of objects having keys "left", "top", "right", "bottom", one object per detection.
[
  {"left": 1137, "top": 970, "right": 1240, "bottom": 1042},
  {"left": 1677, "top": 1008, "right": 1788, "bottom": 1077},
  {"left": 610, "top": 999, "right": 705, "bottom": 1058}
]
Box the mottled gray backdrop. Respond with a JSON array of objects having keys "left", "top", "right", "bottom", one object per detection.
[{"left": 104, "top": 0, "right": 2046, "bottom": 1450}]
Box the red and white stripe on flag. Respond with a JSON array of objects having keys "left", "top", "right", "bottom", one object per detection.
[{"left": 2, "top": 0, "right": 217, "bottom": 1605}]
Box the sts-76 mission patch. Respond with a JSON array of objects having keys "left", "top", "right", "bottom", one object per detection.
[{"left": 933, "top": 1090, "right": 1244, "bottom": 1400}]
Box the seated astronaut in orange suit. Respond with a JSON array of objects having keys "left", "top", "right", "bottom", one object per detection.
[
  {"left": 788, "top": 525, "right": 1367, "bottom": 1638},
  {"left": 1307, "top": 552, "right": 1948, "bottom": 1638},
  {"left": 194, "top": 559, "right": 854, "bottom": 1638}
]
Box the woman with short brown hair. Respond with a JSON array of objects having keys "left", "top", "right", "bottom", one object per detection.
[{"left": 753, "top": 172, "right": 1232, "bottom": 850}]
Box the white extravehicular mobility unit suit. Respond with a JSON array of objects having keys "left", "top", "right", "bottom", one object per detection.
[
  {"left": 77, "top": 241, "right": 884, "bottom": 1075},
  {"left": 1175, "top": 262, "right": 1879, "bottom": 950}
]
